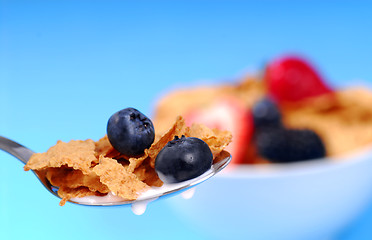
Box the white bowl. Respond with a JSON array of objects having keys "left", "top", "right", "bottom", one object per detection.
[{"left": 168, "top": 146, "right": 372, "bottom": 240}]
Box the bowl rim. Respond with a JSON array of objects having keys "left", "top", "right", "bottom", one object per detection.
[{"left": 218, "top": 144, "right": 372, "bottom": 179}]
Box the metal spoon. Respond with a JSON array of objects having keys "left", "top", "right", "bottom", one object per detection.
[{"left": 0, "top": 135, "right": 231, "bottom": 206}]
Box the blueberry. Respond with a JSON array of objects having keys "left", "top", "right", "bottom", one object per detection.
[
  {"left": 107, "top": 107, "right": 155, "bottom": 157},
  {"left": 252, "top": 98, "right": 282, "bottom": 130},
  {"left": 155, "top": 136, "right": 213, "bottom": 183},
  {"left": 255, "top": 128, "right": 326, "bottom": 163}
]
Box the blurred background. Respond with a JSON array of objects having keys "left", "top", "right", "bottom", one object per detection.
[{"left": 1, "top": 0, "right": 372, "bottom": 239}]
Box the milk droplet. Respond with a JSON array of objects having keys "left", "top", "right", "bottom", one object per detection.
[
  {"left": 181, "top": 187, "right": 196, "bottom": 199},
  {"left": 131, "top": 200, "right": 153, "bottom": 215}
]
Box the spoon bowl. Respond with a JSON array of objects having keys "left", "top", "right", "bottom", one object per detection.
[{"left": 0, "top": 136, "right": 231, "bottom": 206}]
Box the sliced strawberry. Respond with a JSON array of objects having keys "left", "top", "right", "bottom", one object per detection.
[
  {"left": 184, "top": 97, "right": 253, "bottom": 165},
  {"left": 265, "top": 56, "right": 333, "bottom": 104}
]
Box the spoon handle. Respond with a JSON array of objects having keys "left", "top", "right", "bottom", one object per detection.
[{"left": 0, "top": 136, "right": 35, "bottom": 164}]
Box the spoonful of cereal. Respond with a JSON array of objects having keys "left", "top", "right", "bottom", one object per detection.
[{"left": 0, "top": 108, "right": 231, "bottom": 211}]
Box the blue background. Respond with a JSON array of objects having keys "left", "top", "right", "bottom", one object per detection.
[{"left": 1, "top": 0, "right": 372, "bottom": 239}]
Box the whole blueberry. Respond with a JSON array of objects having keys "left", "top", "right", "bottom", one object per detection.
[
  {"left": 107, "top": 107, "right": 155, "bottom": 157},
  {"left": 255, "top": 128, "right": 326, "bottom": 163},
  {"left": 252, "top": 98, "right": 282, "bottom": 130},
  {"left": 155, "top": 136, "right": 213, "bottom": 183}
]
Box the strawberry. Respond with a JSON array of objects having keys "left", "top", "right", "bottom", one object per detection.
[
  {"left": 265, "top": 56, "right": 333, "bottom": 104},
  {"left": 184, "top": 98, "right": 253, "bottom": 165}
]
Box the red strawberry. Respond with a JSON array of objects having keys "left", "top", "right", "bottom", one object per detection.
[
  {"left": 184, "top": 98, "right": 253, "bottom": 165},
  {"left": 265, "top": 56, "right": 333, "bottom": 103}
]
